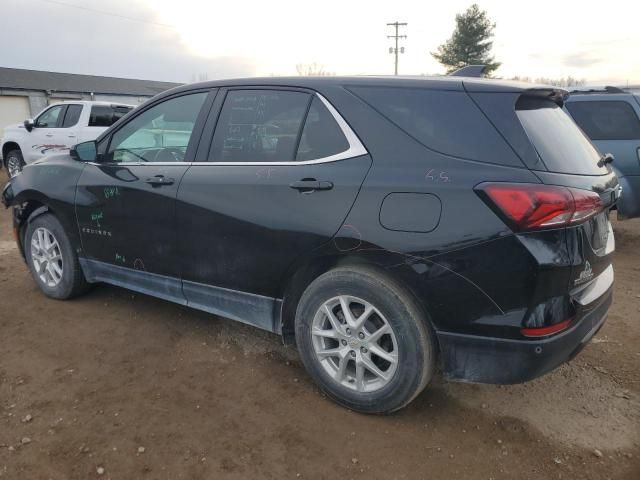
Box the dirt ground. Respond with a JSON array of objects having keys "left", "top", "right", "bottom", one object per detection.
[{"left": 0, "top": 198, "right": 638, "bottom": 480}]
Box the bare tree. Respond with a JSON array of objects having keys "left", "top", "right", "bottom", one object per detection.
[
  {"left": 296, "top": 63, "right": 335, "bottom": 76},
  {"left": 511, "top": 76, "right": 586, "bottom": 88}
]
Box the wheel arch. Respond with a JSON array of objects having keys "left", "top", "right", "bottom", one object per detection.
[
  {"left": 2, "top": 142, "right": 21, "bottom": 167},
  {"left": 278, "top": 252, "right": 437, "bottom": 347},
  {"left": 13, "top": 200, "right": 54, "bottom": 259}
]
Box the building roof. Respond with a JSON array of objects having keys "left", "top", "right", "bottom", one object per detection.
[{"left": 0, "top": 67, "right": 181, "bottom": 97}]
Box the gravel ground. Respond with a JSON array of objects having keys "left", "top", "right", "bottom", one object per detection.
[{"left": 0, "top": 195, "right": 638, "bottom": 479}]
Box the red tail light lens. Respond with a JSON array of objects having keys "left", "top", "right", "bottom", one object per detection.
[
  {"left": 477, "top": 183, "right": 603, "bottom": 231},
  {"left": 521, "top": 318, "right": 573, "bottom": 337}
]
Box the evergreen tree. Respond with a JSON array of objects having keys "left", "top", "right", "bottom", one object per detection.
[{"left": 432, "top": 4, "right": 501, "bottom": 75}]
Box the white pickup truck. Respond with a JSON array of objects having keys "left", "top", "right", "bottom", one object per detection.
[{"left": 1, "top": 101, "right": 134, "bottom": 177}]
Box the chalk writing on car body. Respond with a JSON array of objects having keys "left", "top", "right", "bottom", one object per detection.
[
  {"left": 90, "top": 212, "right": 104, "bottom": 227},
  {"left": 104, "top": 187, "right": 121, "bottom": 199},
  {"left": 425, "top": 169, "right": 451, "bottom": 183}
]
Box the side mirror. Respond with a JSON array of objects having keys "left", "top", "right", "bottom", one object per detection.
[
  {"left": 70, "top": 140, "right": 98, "bottom": 162},
  {"left": 24, "top": 119, "right": 35, "bottom": 132}
]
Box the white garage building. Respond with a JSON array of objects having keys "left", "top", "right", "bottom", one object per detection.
[{"left": 0, "top": 67, "right": 180, "bottom": 132}]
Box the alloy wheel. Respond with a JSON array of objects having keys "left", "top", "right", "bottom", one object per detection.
[
  {"left": 30, "top": 227, "right": 64, "bottom": 287},
  {"left": 311, "top": 295, "right": 399, "bottom": 392}
]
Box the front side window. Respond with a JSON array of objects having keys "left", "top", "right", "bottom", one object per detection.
[
  {"left": 62, "top": 104, "right": 83, "bottom": 128},
  {"left": 208, "top": 90, "right": 310, "bottom": 162},
  {"left": 566, "top": 100, "right": 640, "bottom": 140},
  {"left": 106, "top": 93, "right": 207, "bottom": 163},
  {"left": 296, "top": 97, "right": 349, "bottom": 161},
  {"left": 36, "top": 105, "right": 65, "bottom": 128},
  {"left": 90, "top": 105, "right": 133, "bottom": 127}
]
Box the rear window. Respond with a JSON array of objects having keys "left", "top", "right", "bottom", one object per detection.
[
  {"left": 516, "top": 97, "right": 604, "bottom": 175},
  {"left": 566, "top": 100, "right": 640, "bottom": 140},
  {"left": 348, "top": 86, "right": 521, "bottom": 166},
  {"left": 89, "top": 105, "right": 132, "bottom": 127}
]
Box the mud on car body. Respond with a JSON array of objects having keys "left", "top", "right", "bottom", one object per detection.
[{"left": 2, "top": 76, "right": 619, "bottom": 413}]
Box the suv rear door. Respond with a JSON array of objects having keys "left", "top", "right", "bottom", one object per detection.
[{"left": 176, "top": 88, "right": 371, "bottom": 331}]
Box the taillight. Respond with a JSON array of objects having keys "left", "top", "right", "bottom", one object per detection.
[
  {"left": 477, "top": 183, "right": 603, "bottom": 231},
  {"left": 521, "top": 318, "right": 573, "bottom": 337}
]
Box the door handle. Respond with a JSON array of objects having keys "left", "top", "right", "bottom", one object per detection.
[
  {"left": 145, "top": 175, "right": 175, "bottom": 186},
  {"left": 68, "top": 135, "right": 76, "bottom": 138},
  {"left": 45, "top": 134, "right": 54, "bottom": 138},
  {"left": 289, "top": 179, "right": 334, "bottom": 192}
]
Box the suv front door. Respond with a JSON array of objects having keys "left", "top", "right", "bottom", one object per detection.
[
  {"left": 176, "top": 88, "right": 371, "bottom": 330},
  {"left": 75, "top": 90, "right": 214, "bottom": 302}
]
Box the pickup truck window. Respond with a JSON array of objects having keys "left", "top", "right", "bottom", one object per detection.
[
  {"left": 36, "top": 105, "right": 65, "bottom": 128},
  {"left": 89, "top": 105, "right": 133, "bottom": 127},
  {"left": 62, "top": 104, "right": 83, "bottom": 128}
]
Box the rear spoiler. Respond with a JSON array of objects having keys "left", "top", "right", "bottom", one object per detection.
[{"left": 521, "top": 87, "right": 569, "bottom": 107}]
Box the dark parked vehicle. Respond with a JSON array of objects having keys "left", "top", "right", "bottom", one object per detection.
[
  {"left": 564, "top": 86, "right": 640, "bottom": 219},
  {"left": 2, "top": 76, "right": 619, "bottom": 413}
]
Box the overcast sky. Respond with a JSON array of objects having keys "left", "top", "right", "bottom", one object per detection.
[{"left": 1, "top": 0, "right": 639, "bottom": 84}]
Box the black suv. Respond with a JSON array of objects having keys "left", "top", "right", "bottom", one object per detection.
[{"left": 2, "top": 77, "right": 619, "bottom": 413}]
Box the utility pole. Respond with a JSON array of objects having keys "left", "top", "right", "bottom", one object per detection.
[{"left": 387, "top": 21, "right": 407, "bottom": 75}]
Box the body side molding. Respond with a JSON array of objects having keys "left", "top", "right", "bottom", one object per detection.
[{"left": 79, "top": 259, "right": 281, "bottom": 333}]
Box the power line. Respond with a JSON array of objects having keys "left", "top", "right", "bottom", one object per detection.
[
  {"left": 387, "top": 22, "right": 407, "bottom": 76},
  {"left": 36, "top": 0, "right": 174, "bottom": 29}
]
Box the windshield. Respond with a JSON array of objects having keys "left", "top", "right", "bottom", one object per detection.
[{"left": 516, "top": 97, "right": 606, "bottom": 175}]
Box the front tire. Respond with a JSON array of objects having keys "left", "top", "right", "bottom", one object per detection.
[
  {"left": 24, "top": 213, "right": 89, "bottom": 299},
  {"left": 5, "top": 149, "right": 24, "bottom": 178},
  {"left": 295, "top": 266, "right": 436, "bottom": 414}
]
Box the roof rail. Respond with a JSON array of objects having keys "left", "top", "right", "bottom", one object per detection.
[
  {"left": 569, "top": 85, "right": 626, "bottom": 94},
  {"left": 449, "top": 65, "right": 487, "bottom": 77}
]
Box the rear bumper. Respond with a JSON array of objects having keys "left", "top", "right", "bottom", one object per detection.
[{"left": 437, "top": 286, "right": 612, "bottom": 384}]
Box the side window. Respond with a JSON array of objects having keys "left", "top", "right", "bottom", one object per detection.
[
  {"left": 90, "top": 105, "right": 133, "bottom": 127},
  {"left": 62, "top": 104, "right": 83, "bottom": 128},
  {"left": 296, "top": 97, "right": 349, "bottom": 161},
  {"left": 35, "top": 105, "right": 65, "bottom": 128},
  {"left": 566, "top": 101, "right": 640, "bottom": 140},
  {"left": 348, "top": 86, "right": 517, "bottom": 164},
  {"left": 106, "top": 92, "right": 207, "bottom": 163},
  {"left": 208, "top": 90, "right": 310, "bottom": 162}
]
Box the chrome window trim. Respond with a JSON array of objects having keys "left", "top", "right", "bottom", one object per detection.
[
  {"left": 191, "top": 92, "right": 367, "bottom": 166},
  {"left": 90, "top": 93, "right": 368, "bottom": 167}
]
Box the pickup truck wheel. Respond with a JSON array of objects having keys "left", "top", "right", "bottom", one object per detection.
[
  {"left": 5, "top": 150, "right": 24, "bottom": 178},
  {"left": 295, "top": 266, "right": 436, "bottom": 414},
  {"left": 24, "top": 213, "right": 89, "bottom": 299}
]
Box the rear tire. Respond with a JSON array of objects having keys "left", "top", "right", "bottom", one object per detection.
[
  {"left": 24, "top": 213, "right": 89, "bottom": 300},
  {"left": 295, "top": 266, "right": 436, "bottom": 414},
  {"left": 5, "top": 149, "right": 24, "bottom": 178}
]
